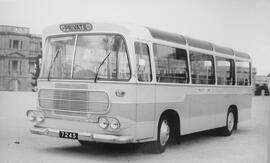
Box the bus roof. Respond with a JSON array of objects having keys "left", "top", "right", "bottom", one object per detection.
[
  {"left": 147, "top": 27, "right": 250, "bottom": 59},
  {"left": 43, "top": 22, "right": 251, "bottom": 60}
]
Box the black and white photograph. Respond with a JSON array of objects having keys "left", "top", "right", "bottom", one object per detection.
[{"left": 0, "top": 0, "right": 269, "bottom": 162}]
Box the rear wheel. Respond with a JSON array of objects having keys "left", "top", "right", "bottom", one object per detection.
[
  {"left": 149, "top": 115, "right": 170, "bottom": 154},
  {"left": 220, "top": 109, "right": 236, "bottom": 136}
]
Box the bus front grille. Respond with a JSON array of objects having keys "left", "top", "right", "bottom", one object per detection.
[{"left": 38, "top": 89, "right": 110, "bottom": 116}]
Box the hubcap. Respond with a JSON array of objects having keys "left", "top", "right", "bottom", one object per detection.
[
  {"left": 160, "top": 119, "right": 170, "bottom": 146},
  {"left": 227, "top": 112, "right": 234, "bottom": 131}
]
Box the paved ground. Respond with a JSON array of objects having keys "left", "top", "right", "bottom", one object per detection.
[{"left": 0, "top": 92, "right": 269, "bottom": 163}]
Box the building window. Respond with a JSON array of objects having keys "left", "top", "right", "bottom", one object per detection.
[
  {"left": 190, "top": 51, "right": 215, "bottom": 84},
  {"left": 13, "top": 40, "right": 19, "bottom": 49},
  {"left": 9, "top": 40, "right": 12, "bottom": 48},
  {"left": 29, "top": 61, "right": 35, "bottom": 73},
  {"left": 153, "top": 44, "right": 189, "bottom": 83},
  {"left": 30, "top": 41, "right": 40, "bottom": 51},
  {"left": 12, "top": 60, "right": 18, "bottom": 73},
  {"left": 216, "top": 56, "right": 235, "bottom": 85},
  {"left": 135, "top": 42, "right": 152, "bottom": 82},
  {"left": 20, "top": 41, "right": 23, "bottom": 49}
]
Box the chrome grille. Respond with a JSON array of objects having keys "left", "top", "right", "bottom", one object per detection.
[{"left": 39, "top": 89, "right": 110, "bottom": 116}]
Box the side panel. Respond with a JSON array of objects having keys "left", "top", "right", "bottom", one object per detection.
[
  {"left": 154, "top": 84, "right": 252, "bottom": 136},
  {"left": 213, "top": 87, "right": 252, "bottom": 128},
  {"left": 186, "top": 86, "right": 252, "bottom": 134},
  {"left": 185, "top": 86, "right": 216, "bottom": 133},
  {"left": 136, "top": 84, "right": 156, "bottom": 140}
]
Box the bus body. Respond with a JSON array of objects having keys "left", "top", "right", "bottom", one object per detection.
[{"left": 27, "top": 22, "right": 252, "bottom": 153}]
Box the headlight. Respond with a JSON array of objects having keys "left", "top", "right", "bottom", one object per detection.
[
  {"left": 98, "top": 117, "right": 109, "bottom": 129},
  {"left": 110, "top": 118, "right": 120, "bottom": 130},
  {"left": 27, "top": 110, "right": 36, "bottom": 121},
  {"left": 36, "top": 112, "right": 45, "bottom": 122},
  {"left": 26, "top": 110, "right": 45, "bottom": 123}
]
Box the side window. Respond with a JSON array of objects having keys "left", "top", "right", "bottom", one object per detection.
[
  {"left": 190, "top": 51, "right": 215, "bottom": 84},
  {"left": 216, "top": 56, "right": 235, "bottom": 85},
  {"left": 135, "top": 42, "right": 152, "bottom": 82},
  {"left": 236, "top": 60, "right": 251, "bottom": 86},
  {"left": 153, "top": 44, "right": 189, "bottom": 83}
]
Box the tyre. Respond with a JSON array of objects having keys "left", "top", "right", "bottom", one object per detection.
[
  {"left": 220, "top": 109, "right": 236, "bottom": 136},
  {"left": 149, "top": 115, "right": 170, "bottom": 154}
]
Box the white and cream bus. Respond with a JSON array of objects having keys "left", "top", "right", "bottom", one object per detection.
[{"left": 27, "top": 22, "right": 252, "bottom": 153}]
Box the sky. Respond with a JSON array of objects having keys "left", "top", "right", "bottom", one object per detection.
[{"left": 0, "top": 0, "right": 269, "bottom": 75}]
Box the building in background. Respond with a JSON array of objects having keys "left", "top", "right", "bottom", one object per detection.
[{"left": 0, "top": 25, "right": 42, "bottom": 91}]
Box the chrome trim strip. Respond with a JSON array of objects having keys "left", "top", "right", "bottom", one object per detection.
[
  {"left": 41, "top": 108, "right": 96, "bottom": 114},
  {"left": 39, "top": 98, "right": 108, "bottom": 104},
  {"left": 30, "top": 126, "right": 134, "bottom": 144}
]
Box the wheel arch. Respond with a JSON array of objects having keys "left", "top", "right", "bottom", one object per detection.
[{"left": 158, "top": 109, "right": 181, "bottom": 139}]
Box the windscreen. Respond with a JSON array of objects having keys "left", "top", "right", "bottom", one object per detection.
[{"left": 41, "top": 34, "right": 131, "bottom": 81}]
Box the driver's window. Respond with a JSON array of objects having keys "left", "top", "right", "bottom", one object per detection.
[{"left": 135, "top": 42, "right": 152, "bottom": 82}]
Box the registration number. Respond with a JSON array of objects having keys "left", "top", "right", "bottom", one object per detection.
[{"left": 59, "top": 131, "right": 78, "bottom": 139}]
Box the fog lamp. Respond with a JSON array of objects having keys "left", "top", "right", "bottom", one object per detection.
[{"left": 99, "top": 117, "right": 109, "bottom": 129}]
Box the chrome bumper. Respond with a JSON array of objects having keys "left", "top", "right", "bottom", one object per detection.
[{"left": 30, "top": 126, "right": 134, "bottom": 144}]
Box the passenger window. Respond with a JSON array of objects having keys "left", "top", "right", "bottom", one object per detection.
[
  {"left": 190, "top": 51, "right": 215, "bottom": 84},
  {"left": 236, "top": 60, "right": 251, "bottom": 86},
  {"left": 135, "top": 42, "right": 152, "bottom": 82},
  {"left": 153, "top": 44, "right": 189, "bottom": 83},
  {"left": 216, "top": 57, "right": 235, "bottom": 85}
]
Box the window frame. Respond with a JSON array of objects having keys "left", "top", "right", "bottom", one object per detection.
[
  {"left": 189, "top": 50, "right": 216, "bottom": 85},
  {"left": 134, "top": 41, "right": 153, "bottom": 82},
  {"left": 29, "top": 61, "right": 36, "bottom": 73},
  {"left": 12, "top": 40, "right": 19, "bottom": 49},
  {"left": 153, "top": 43, "right": 189, "bottom": 84},
  {"left": 215, "top": 56, "right": 235, "bottom": 86},
  {"left": 40, "top": 33, "right": 132, "bottom": 82},
  {"left": 235, "top": 60, "right": 251, "bottom": 86},
  {"left": 20, "top": 40, "right": 23, "bottom": 49},
  {"left": 11, "top": 60, "right": 19, "bottom": 73}
]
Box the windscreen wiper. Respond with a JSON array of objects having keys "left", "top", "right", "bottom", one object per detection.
[
  {"left": 94, "top": 51, "right": 112, "bottom": 83},
  {"left": 47, "top": 49, "right": 61, "bottom": 81}
]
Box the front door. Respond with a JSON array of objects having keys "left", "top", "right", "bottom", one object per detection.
[{"left": 134, "top": 41, "right": 156, "bottom": 140}]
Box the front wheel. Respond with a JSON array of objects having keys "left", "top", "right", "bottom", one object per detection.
[
  {"left": 220, "top": 110, "right": 236, "bottom": 136},
  {"left": 149, "top": 115, "right": 170, "bottom": 154}
]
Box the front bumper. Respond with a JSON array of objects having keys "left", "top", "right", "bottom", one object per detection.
[{"left": 30, "top": 126, "right": 134, "bottom": 144}]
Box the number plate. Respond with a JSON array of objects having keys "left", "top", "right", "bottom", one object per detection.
[{"left": 59, "top": 131, "right": 78, "bottom": 139}]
